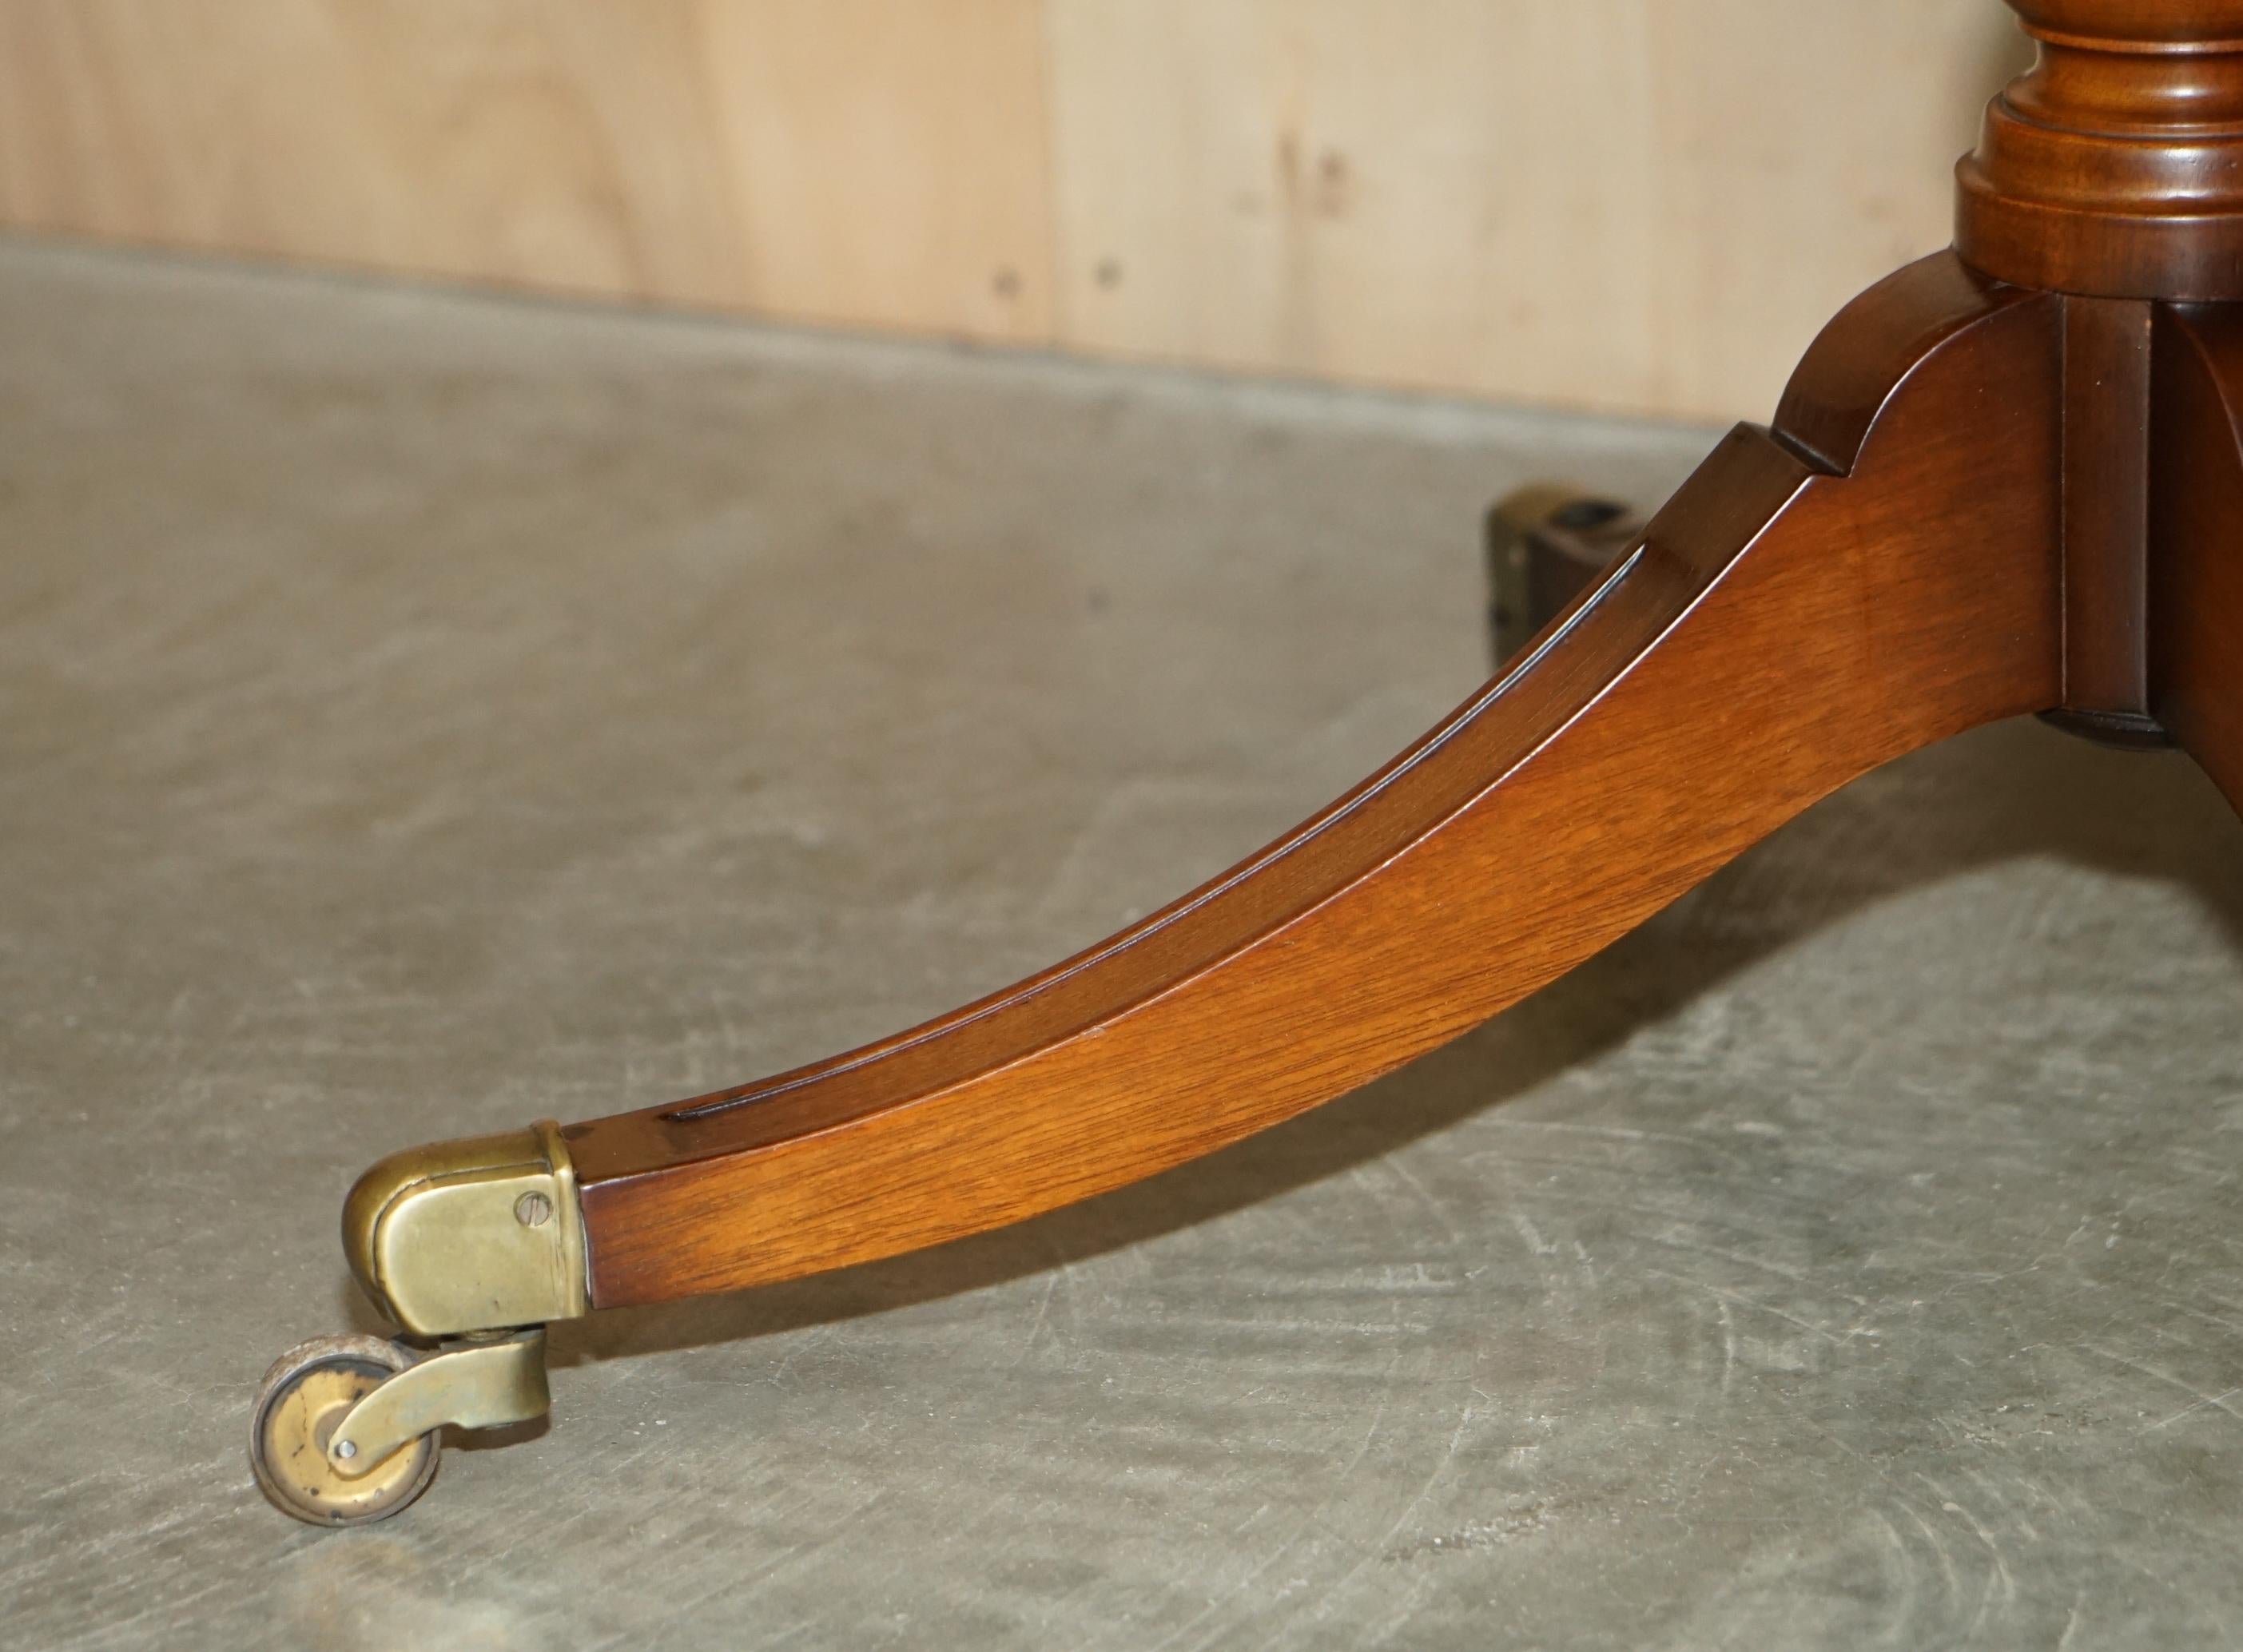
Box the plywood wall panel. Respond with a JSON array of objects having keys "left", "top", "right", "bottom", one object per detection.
[
  {"left": 1044, "top": 0, "right": 2030, "bottom": 419},
  {"left": 0, "top": 0, "right": 1056, "bottom": 343},
  {"left": 691, "top": 0, "right": 1054, "bottom": 339},
  {"left": 0, "top": 1, "right": 2030, "bottom": 419}
]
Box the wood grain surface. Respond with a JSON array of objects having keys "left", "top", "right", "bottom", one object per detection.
[
  {"left": 0, "top": 0, "right": 2026, "bottom": 420},
  {"left": 1958, "top": 0, "right": 2243, "bottom": 300},
  {"left": 2061, "top": 297, "right": 2155, "bottom": 719},
  {"left": 1043, "top": 0, "right": 2019, "bottom": 419},
  {"left": 568, "top": 254, "right": 2068, "bottom": 1308},
  {"left": 0, "top": 0, "right": 1056, "bottom": 344},
  {"left": 2150, "top": 305, "right": 2243, "bottom": 812}
]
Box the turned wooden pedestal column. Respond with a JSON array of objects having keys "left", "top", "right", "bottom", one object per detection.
[{"left": 1951, "top": 0, "right": 2243, "bottom": 753}]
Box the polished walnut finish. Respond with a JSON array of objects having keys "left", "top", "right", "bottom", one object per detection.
[
  {"left": 443, "top": 0, "right": 2243, "bottom": 1318},
  {"left": 567, "top": 256, "right": 2067, "bottom": 1305},
  {"left": 2151, "top": 304, "right": 2243, "bottom": 807},
  {"left": 1959, "top": 0, "right": 2243, "bottom": 298}
]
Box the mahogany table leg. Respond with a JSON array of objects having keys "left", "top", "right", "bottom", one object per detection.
[
  {"left": 263, "top": 253, "right": 2086, "bottom": 1527},
  {"left": 264, "top": 252, "right": 2076, "bottom": 1526},
  {"left": 253, "top": 0, "right": 2243, "bottom": 1532},
  {"left": 558, "top": 253, "right": 2063, "bottom": 1307}
]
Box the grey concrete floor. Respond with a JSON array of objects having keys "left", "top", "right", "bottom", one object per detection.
[{"left": 2, "top": 239, "right": 2239, "bottom": 1650}]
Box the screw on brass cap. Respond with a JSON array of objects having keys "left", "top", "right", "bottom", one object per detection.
[{"left": 341, "top": 1120, "right": 588, "bottom": 1336}]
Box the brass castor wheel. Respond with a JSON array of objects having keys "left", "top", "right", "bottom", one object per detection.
[
  {"left": 249, "top": 1334, "right": 439, "bottom": 1527},
  {"left": 250, "top": 1121, "right": 575, "bottom": 1525}
]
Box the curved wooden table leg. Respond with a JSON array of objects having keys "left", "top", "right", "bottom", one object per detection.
[
  {"left": 563, "top": 254, "right": 2063, "bottom": 1309},
  {"left": 2152, "top": 306, "right": 2243, "bottom": 815}
]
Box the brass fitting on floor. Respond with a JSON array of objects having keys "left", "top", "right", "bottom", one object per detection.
[
  {"left": 342, "top": 1118, "right": 588, "bottom": 1336},
  {"left": 251, "top": 1121, "right": 591, "bottom": 1525}
]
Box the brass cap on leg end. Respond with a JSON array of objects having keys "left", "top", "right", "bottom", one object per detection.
[{"left": 342, "top": 1120, "right": 588, "bottom": 1336}]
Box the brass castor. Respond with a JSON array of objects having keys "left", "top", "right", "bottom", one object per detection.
[
  {"left": 249, "top": 1334, "right": 440, "bottom": 1527},
  {"left": 249, "top": 1123, "right": 579, "bottom": 1527}
]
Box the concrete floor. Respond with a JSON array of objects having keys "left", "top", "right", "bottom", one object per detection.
[{"left": 2, "top": 239, "right": 2239, "bottom": 1650}]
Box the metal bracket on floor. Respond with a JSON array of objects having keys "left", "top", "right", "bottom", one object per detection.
[{"left": 328, "top": 1329, "right": 550, "bottom": 1477}]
